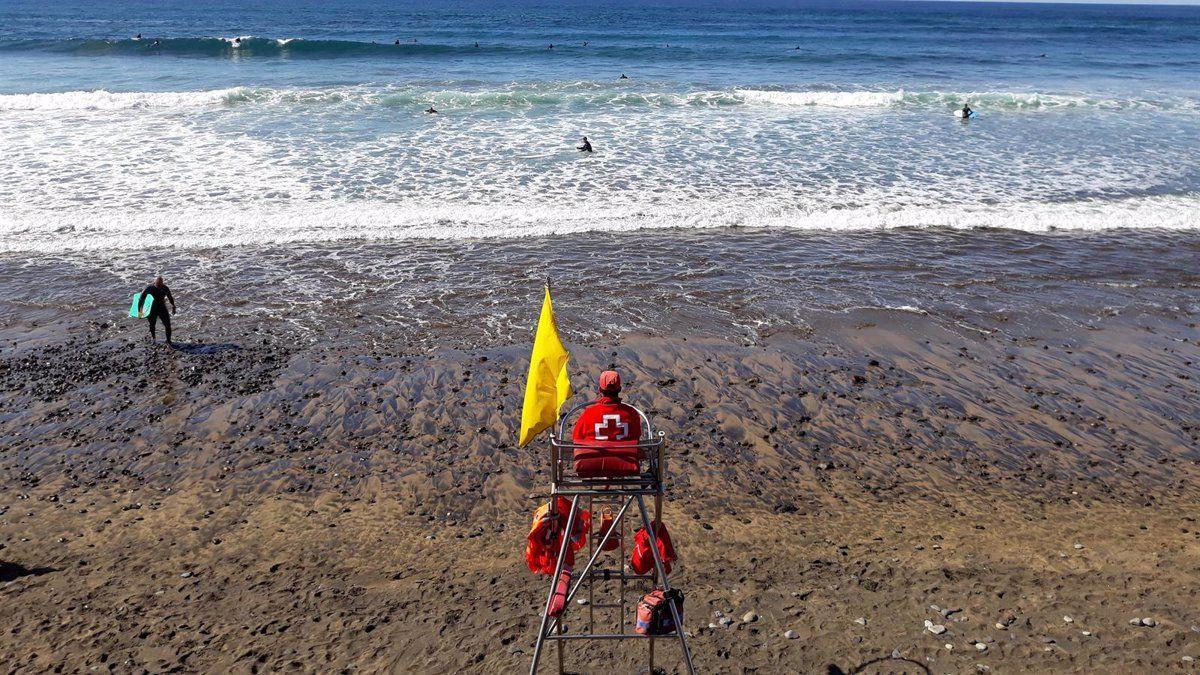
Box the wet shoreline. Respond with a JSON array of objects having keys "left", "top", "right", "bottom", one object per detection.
[{"left": 2, "top": 227, "right": 1198, "bottom": 353}]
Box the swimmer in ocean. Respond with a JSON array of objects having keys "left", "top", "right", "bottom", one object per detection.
[
  {"left": 619, "top": 73, "right": 629, "bottom": 80},
  {"left": 426, "top": 105, "right": 438, "bottom": 114},
  {"left": 578, "top": 136, "right": 593, "bottom": 153}
]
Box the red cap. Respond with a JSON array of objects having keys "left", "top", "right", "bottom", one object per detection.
[{"left": 598, "top": 370, "right": 621, "bottom": 393}]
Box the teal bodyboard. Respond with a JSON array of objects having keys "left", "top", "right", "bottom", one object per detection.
[{"left": 129, "top": 292, "right": 153, "bottom": 318}]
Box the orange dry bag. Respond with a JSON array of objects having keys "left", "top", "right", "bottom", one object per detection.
[{"left": 525, "top": 497, "right": 591, "bottom": 575}]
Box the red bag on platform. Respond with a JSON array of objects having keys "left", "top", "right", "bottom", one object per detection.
[{"left": 630, "top": 521, "right": 676, "bottom": 575}]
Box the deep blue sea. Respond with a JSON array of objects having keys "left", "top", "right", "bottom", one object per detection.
[{"left": 1, "top": 0, "right": 1198, "bottom": 251}]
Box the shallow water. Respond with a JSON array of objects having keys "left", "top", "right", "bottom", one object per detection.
[{"left": 2, "top": 229, "right": 1196, "bottom": 353}]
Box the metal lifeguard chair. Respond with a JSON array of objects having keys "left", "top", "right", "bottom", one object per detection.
[{"left": 529, "top": 400, "right": 696, "bottom": 674}]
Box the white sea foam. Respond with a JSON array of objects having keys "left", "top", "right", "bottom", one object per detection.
[
  {"left": 1, "top": 79, "right": 1196, "bottom": 254},
  {"left": 0, "top": 87, "right": 253, "bottom": 111},
  {"left": 736, "top": 90, "right": 907, "bottom": 107},
  {"left": 1, "top": 195, "right": 1196, "bottom": 253}
]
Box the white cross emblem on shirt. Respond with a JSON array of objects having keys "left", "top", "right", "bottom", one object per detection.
[{"left": 594, "top": 413, "right": 631, "bottom": 441}]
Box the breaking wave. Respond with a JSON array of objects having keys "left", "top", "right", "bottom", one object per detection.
[
  {"left": 2, "top": 194, "right": 1197, "bottom": 253},
  {"left": 0, "top": 36, "right": 484, "bottom": 58},
  {"left": 736, "top": 89, "right": 1199, "bottom": 110},
  {"left": 2, "top": 85, "right": 1196, "bottom": 113}
]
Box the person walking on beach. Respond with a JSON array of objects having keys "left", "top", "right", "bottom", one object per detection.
[
  {"left": 140, "top": 276, "right": 177, "bottom": 345},
  {"left": 578, "top": 136, "right": 593, "bottom": 153}
]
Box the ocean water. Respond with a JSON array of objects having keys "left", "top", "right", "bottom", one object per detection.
[{"left": 0, "top": 0, "right": 1199, "bottom": 252}]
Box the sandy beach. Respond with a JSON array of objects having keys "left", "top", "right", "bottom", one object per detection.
[
  {"left": 2, "top": 231, "right": 1198, "bottom": 673},
  {"left": 5, "top": 0, "right": 1200, "bottom": 669}
]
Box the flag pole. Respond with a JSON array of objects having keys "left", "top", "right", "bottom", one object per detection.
[{"left": 544, "top": 276, "right": 555, "bottom": 481}]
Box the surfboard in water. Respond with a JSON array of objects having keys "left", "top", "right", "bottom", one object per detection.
[
  {"left": 128, "top": 292, "right": 154, "bottom": 318},
  {"left": 954, "top": 109, "right": 977, "bottom": 118}
]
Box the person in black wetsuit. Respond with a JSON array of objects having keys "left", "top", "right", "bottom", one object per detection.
[
  {"left": 140, "top": 276, "right": 177, "bottom": 344},
  {"left": 577, "top": 136, "right": 593, "bottom": 153}
]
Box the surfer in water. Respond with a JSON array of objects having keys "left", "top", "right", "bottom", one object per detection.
[
  {"left": 961, "top": 103, "right": 973, "bottom": 118},
  {"left": 578, "top": 136, "right": 593, "bottom": 153},
  {"left": 425, "top": 105, "right": 438, "bottom": 114},
  {"left": 140, "top": 276, "right": 177, "bottom": 345}
]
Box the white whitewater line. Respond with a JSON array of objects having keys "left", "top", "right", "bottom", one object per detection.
[
  {"left": 736, "top": 89, "right": 907, "bottom": 107},
  {"left": 0, "top": 195, "right": 1196, "bottom": 253},
  {"left": 0, "top": 87, "right": 253, "bottom": 111},
  {"left": 1, "top": 86, "right": 1194, "bottom": 112}
]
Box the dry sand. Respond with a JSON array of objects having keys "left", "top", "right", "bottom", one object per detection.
[{"left": 2, "top": 298, "right": 1198, "bottom": 673}]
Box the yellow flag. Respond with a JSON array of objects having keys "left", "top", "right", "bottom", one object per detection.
[{"left": 518, "top": 286, "right": 572, "bottom": 447}]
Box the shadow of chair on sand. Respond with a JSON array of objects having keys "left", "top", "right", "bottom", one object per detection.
[
  {"left": 0, "top": 561, "right": 56, "bottom": 582},
  {"left": 168, "top": 342, "right": 242, "bottom": 355}
]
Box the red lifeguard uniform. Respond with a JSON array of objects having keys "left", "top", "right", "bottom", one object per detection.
[{"left": 572, "top": 371, "right": 643, "bottom": 478}]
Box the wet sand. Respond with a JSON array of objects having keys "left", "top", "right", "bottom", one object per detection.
[{"left": 1, "top": 231, "right": 1199, "bottom": 673}]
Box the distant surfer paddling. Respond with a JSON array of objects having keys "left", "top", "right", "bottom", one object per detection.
[
  {"left": 139, "top": 276, "right": 177, "bottom": 345},
  {"left": 577, "top": 136, "right": 593, "bottom": 153},
  {"left": 426, "top": 105, "right": 438, "bottom": 114}
]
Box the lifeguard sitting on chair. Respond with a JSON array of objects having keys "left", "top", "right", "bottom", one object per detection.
[{"left": 572, "top": 370, "right": 643, "bottom": 478}]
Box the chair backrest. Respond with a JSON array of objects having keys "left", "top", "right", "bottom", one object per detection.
[
  {"left": 555, "top": 399, "right": 655, "bottom": 444},
  {"left": 550, "top": 398, "right": 665, "bottom": 490}
]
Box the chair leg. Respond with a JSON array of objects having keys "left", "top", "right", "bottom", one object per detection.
[
  {"left": 529, "top": 496, "right": 580, "bottom": 675},
  {"left": 636, "top": 495, "right": 696, "bottom": 675}
]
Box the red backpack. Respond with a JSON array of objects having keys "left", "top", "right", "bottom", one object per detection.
[{"left": 636, "top": 588, "right": 684, "bottom": 636}]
